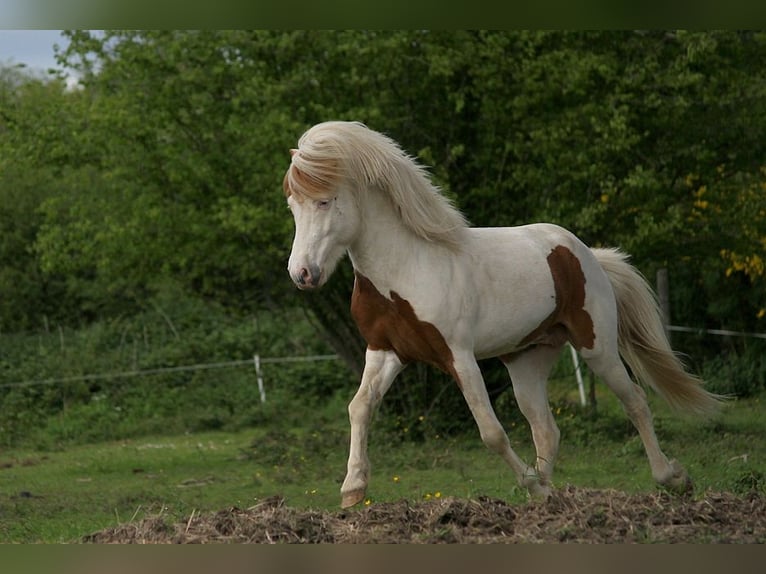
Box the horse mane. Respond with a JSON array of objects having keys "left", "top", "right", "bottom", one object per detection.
[{"left": 285, "top": 121, "right": 469, "bottom": 249}]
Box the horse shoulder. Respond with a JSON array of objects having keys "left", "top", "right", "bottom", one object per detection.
[{"left": 350, "top": 271, "right": 459, "bottom": 378}]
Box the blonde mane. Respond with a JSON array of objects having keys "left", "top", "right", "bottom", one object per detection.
[{"left": 285, "top": 121, "right": 468, "bottom": 249}]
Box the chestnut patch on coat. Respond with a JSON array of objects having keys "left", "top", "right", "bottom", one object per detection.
[
  {"left": 518, "top": 245, "right": 595, "bottom": 351},
  {"left": 351, "top": 272, "right": 457, "bottom": 380}
]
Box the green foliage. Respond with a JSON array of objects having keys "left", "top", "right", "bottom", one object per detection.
[
  {"left": 0, "top": 286, "right": 354, "bottom": 449},
  {"left": 0, "top": 68, "right": 79, "bottom": 330},
  {"left": 698, "top": 344, "right": 766, "bottom": 398},
  {"left": 3, "top": 31, "right": 766, "bottom": 430},
  {"left": 4, "top": 32, "right": 765, "bottom": 326}
]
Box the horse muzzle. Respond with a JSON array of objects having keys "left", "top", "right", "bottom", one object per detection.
[{"left": 292, "top": 264, "right": 322, "bottom": 290}]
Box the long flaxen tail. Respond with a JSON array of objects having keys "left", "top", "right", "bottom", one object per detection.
[{"left": 592, "top": 248, "right": 724, "bottom": 416}]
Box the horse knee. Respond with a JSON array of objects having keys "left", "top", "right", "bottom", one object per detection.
[{"left": 347, "top": 392, "right": 371, "bottom": 425}]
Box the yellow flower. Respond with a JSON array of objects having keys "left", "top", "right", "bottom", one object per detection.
[
  {"left": 392, "top": 475, "right": 400, "bottom": 483},
  {"left": 364, "top": 499, "right": 372, "bottom": 506},
  {"left": 434, "top": 492, "right": 442, "bottom": 499},
  {"left": 424, "top": 493, "right": 432, "bottom": 500},
  {"left": 600, "top": 193, "right": 609, "bottom": 204},
  {"left": 758, "top": 308, "right": 765, "bottom": 320}
]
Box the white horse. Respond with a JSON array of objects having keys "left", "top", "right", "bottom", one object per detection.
[{"left": 284, "top": 120, "right": 722, "bottom": 508}]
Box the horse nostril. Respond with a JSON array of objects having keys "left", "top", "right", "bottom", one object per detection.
[{"left": 294, "top": 265, "right": 321, "bottom": 288}]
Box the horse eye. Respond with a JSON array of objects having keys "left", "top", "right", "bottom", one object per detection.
[{"left": 316, "top": 199, "right": 333, "bottom": 209}]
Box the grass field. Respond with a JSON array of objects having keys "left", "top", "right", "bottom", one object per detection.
[{"left": 1, "top": 385, "right": 764, "bottom": 543}]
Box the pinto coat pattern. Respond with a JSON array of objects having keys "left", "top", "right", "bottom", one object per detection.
[{"left": 284, "top": 121, "right": 723, "bottom": 508}]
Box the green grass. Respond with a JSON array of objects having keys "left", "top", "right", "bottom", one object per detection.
[{"left": 1, "top": 387, "right": 764, "bottom": 543}]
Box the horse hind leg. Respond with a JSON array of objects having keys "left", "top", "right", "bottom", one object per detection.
[
  {"left": 501, "top": 344, "right": 562, "bottom": 488},
  {"left": 581, "top": 349, "right": 691, "bottom": 492}
]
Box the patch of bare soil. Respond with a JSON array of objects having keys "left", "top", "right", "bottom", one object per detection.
[{"left": 82, "top": 486, "right": 766, "bottom": 544}]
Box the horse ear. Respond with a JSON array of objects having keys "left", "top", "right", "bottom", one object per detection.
[{"left": 290, "top": 148, "right": 298, "bottom": 157}]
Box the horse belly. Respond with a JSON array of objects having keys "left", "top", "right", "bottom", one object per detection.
[
  {"left": 472, "top": 293, "right": 558, "bottom": 360},
  {"left": 467, "top": 230, "right": 561, "bottom": 359}
]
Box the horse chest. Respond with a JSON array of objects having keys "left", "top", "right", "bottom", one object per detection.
[{"left": 350, "top": 272, "right": 456, "bottom": 376}]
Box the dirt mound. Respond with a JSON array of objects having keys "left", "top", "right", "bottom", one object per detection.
[{"left": 83, "top": 486, "right": 766, "bottom": 543}]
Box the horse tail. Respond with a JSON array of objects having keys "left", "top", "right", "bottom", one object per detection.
[{"left": 592, "top": 248, "right": 724, "bottom": 416}]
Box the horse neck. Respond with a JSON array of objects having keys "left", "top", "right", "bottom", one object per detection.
[{"left": 347, "top": 189, "right": 452, "bottom": 287}]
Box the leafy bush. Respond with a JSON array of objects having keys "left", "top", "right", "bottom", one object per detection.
[
  {"left": 698, "top": 345, "right": 766, "bottom": 398},
  {"left": 0, "top": 288, "right": 354, "bottom": 448}
]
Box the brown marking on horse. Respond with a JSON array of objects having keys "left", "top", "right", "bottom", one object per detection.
[
  {"left": 351, "top": 272, "right": 459, "bottom": 383},
  {"left": 512, "top": 245, "right": 595, "bottom": 355}
]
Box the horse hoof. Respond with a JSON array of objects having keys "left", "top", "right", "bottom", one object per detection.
[
  {"left": 530, "top": 484, "right": 552, "bottom": 500},
  {"left": 523, "top": 476, "right": 552, "bottom": 499},
  {"left": 341, "top": 489, "right": 367, "bottom": 508},
  {"left": 658, "top": 459, "right": 693, "bottom": 495}
]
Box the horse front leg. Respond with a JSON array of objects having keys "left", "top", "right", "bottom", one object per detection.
[{"left": 341, "top": 349, "right": 404, "bottom": 508}]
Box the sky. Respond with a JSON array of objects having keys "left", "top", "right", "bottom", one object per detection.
[{"left": 0, "top": 29, "right": 68, "bottom": 74}]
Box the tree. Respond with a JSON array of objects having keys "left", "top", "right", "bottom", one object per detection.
[
  {"left": 17, "top": 30, "right": 766, "bottom": 379},
  {"left": 0, "top": 66, "right": 85, "bottom": 330},
  {"left": 37, "top": 31, "right": 302, "bottom": 316}
]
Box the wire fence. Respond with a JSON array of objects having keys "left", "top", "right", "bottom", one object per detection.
[
  {"left": 667, "top": 325, "right": 766, "bottom": 340},
  {"left": 0, "top": 354, "right": 340, "bottom": 393},
  {"left": 2, "top": 323, "right": 764, "bottom": 400}
]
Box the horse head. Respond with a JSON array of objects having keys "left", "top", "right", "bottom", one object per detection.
[{"left": 284, "top": 142, "right": 359, "bottom": 290}]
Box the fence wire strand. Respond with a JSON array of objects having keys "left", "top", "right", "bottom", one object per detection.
[
  {"left": 2, "top": 323, "right": 764, "bottom": 390},
  {"left": 0, "top": 354, "right": 339, "bottom": 389}
]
